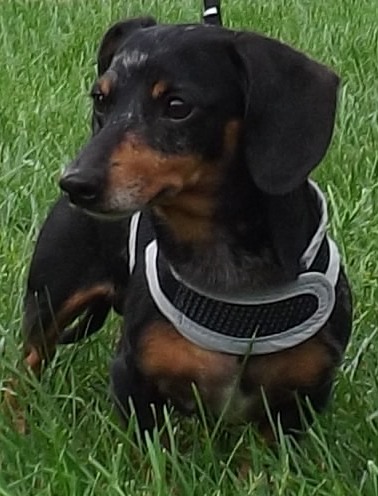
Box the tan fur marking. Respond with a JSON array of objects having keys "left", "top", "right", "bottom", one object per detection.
[
  {"left": 108, "top": 135, "right": 219, "bottom": 242},
  {"left": 25, "top": 347, "right": 42, "bottom": 373},
  {"left": 223, "top": 119, "right": 241, "bottom": 157},
  {"left": 141, "top": 324, "right": 332, "bottom": 389},
  {"left": 98, "top": 75, "right": 113, "bottom": 97},
  {"left": 60, "top": 284, "right": 114, "bottom": 316},
  {"left": 25, "top": 283, "right": 114, "bottom": 366},
  {"left": 151, "top": 80, "right": 168, "bottom": 99},
  {"left": 247, "top": 333, "right": 333, "bottom": 389},
  {"left": 139, "top": 322, "right": 236, "bottom": 380},
  {"left": 153, "top": 176, "right": 218, "bottom": 243},
  {"left": 151, "top": 120, "right": 241, "bottom": 243},
  {"left": 139, "top": 322, "right": 333, "bottom": 426},
  {"left": 109, "top": 136, "right": 206, "bottom": 196}
]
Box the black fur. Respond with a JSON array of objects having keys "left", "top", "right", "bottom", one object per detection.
[{"left": 22, "top": 18, "right": 352, "bottom": 440}]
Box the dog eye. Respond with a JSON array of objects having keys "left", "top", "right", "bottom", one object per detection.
[
  {"left": 164, "top": 98, "right": 193, "bottom": 120},
  {"left": 91, "top": 90, "right": 107, "bottom": 112}
]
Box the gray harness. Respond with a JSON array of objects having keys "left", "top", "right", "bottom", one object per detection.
[{"left": 129, "top": 181, "right": 340, "bottom": 355}]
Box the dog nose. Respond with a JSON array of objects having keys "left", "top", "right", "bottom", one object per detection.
[{"left": 59, "top": 172, "right": 100, "bottom": 205}]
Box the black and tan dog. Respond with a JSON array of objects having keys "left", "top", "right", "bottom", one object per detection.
[{"left": 14, "top": 17, "right": 352, "bottom": 442}]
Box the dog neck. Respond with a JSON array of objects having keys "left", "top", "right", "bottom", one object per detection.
[{"left": 151, "top": 176, "right": 320, "bottom": 294}]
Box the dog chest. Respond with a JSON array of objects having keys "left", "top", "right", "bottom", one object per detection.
[{"left": 136, "top": 320, "right": 334, "bottom": 422}]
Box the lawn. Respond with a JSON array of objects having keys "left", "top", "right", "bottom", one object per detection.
[{"left": 1, "top": 0, "right": 378, "bottom": 494}]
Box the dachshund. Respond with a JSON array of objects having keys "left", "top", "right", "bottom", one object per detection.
[{"left": 11, "top": 17, "right": 352, "bottom": 442}]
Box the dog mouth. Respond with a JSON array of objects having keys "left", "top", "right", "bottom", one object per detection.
[
  {"left": 66, "top": 198, "right": 136, "bottom": 221},
  {"left": 82, "top": 207, "right": 134, "bottom": 221},
  {"left": 66, "top": 185, "right": 179, "bottom": 221}
]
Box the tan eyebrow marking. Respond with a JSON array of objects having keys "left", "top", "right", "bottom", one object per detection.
[{"left": 151, "top": 80, "right": 168, "bottom": 99}]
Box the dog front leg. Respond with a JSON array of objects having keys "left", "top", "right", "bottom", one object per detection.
[{"left": 111, "top": 352, "right": 166, "bottom": 437}]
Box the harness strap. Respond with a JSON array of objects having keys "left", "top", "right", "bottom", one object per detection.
[
  {"left": 145, "top": 239, "right": 339, "bottom": 355},
  {"left": 203, "top": 0, "right": 222, "bottom": 26},
  {"left": 128, "top": 211, "right": 141, "bottom": 273},
  {"left": 128, "top": 181, "right": 340, "bottom": 355}
]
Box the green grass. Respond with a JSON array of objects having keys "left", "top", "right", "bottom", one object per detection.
[{"left": 1, "top": 0, "right": 378, "bottom": 494}]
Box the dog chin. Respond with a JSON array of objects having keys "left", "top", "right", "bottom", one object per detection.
[
  {"left": 69, "top": 202, "right": 137, "bottom": 221},
  {"left": 85, "top": 208, "right": 138, "bottom": 221}
]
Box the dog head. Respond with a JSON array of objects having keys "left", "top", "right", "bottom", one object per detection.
[{"left": 60, "top": 18, "right": 339, "bottom": 219}]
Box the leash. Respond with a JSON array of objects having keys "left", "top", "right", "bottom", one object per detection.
[{"left": 202, "top": 0, "right": 222, "bottom": 26}]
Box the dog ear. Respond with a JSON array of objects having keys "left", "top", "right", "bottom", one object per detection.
[
  {"left": 97, "top": 16, "right": 157, "bottom": 75},
  {"left": 234, "top": 33, "right": 339, "bottom": 195}
]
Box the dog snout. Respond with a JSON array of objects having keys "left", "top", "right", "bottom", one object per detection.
[{"left": 59, "top": 169, "right": 101, "bottom": 206}]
